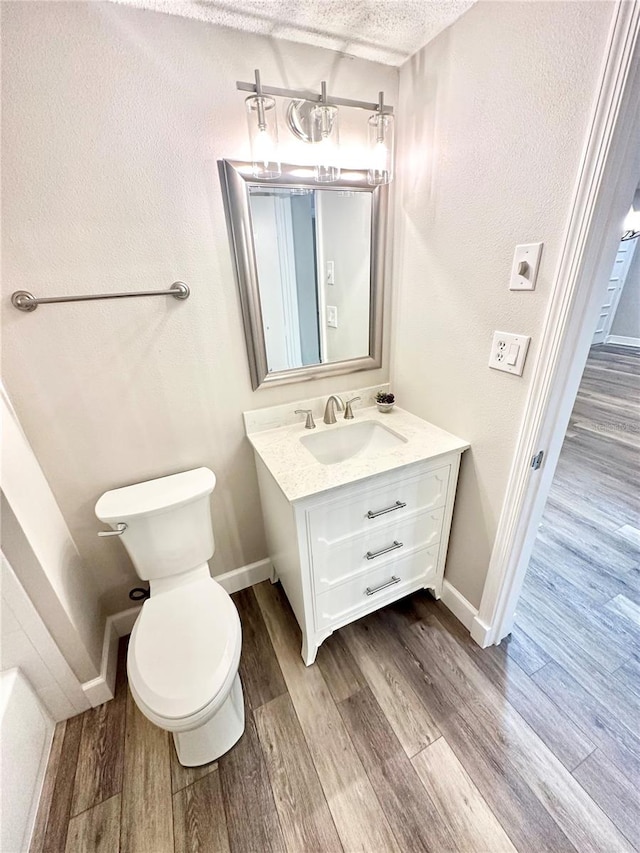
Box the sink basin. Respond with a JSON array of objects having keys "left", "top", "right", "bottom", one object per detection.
[{"left": 300, "top": 420, "right": 408, "bottom": 465}]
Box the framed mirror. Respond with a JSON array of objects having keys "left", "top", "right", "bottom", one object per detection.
[{"left": 220, "top": 160, "right": 388, "bottom": 389}]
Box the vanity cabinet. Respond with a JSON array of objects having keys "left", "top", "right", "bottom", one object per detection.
[{"left": 255, "top": 451, "right": 464, "bottom": 665}]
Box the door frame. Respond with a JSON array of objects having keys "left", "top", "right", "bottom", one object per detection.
[{"left": 472, "top": 0, "right": 640, "bottom": 648}]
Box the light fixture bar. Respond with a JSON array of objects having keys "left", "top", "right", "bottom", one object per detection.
[{"left": 236, "top": 79, "right": 393, "bottom": 114}]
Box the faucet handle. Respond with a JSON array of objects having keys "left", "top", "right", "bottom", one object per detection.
[
  {"left": 295, "top": 409, "right": 316, "bottom": 429},
  {"left": 98, "top": 522, "right": 127, "bottom": 537},
  {"left": 344, "top": 397, "right": 361, "bottom": 419}
]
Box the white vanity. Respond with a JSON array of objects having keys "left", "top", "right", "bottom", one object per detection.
[{"left": 245, "top": 387, "right": 469, "bottom": 664}]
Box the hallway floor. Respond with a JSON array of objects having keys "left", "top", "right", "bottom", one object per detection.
[
  {"left": 32, "top": 566, "right": 638, "bottom": 848},
  {"left": 510, "top": 342, "right": 640, "bottom": 841}
]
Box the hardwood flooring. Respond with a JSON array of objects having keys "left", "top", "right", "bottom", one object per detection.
[
  {"left": 31, "top": 345, "right": 639, "bottom": 852},
  {"left": 32, "top": 583, "right": 638, "bottom": 852}
]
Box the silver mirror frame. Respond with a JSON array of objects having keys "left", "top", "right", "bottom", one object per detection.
[{"left": 219, "top": 159, "right": 388, "bottom": 390}]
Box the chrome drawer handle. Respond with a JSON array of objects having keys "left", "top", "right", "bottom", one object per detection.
[
  {"left": 367, "top": 500, "right": 406, "bottom": 519},
  {"left": 365, "top": 540, "right": 404, "bottom": 560},
  {"left": 366, "top": 575, "right": 401, "bottom": 596}
]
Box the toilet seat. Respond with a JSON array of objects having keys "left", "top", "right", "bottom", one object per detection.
[{"left": 128, "top": 578, "right": 241, "bottom": 727}]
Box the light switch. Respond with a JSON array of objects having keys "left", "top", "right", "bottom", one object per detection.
[
  {"left": 509, "top": 243, "right": 543, "bottom": 290},
  {"left": 327, "top": 305, "right": 338, "bottom": 328},
  {"left": 489, "top": 331, "right": 530, "bottom": 376},
  {"left": 326, "top": 261, "right": 335, "bottom": 285}
]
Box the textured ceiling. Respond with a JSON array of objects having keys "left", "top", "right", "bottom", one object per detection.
[{"left": 112, "top": 0, "right": 475, "bottom": 65}]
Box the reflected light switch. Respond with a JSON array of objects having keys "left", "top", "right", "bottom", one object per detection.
[
  {"left": 327, "top": 261, "right": 335, "bottom": 285},
  {"left": 327, "top": 305, "right": 338, "bottom": 328}
]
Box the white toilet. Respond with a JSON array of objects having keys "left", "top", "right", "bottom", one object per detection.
[{"left": 95, "top": 467, "right": 244, "bottom": 767}]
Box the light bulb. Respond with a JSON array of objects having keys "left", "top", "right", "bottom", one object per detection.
[
  {"left": 246, "top": 93, "right": 281, "bottom": 179},
  {"left": 253, "top": 128, "right": 275, "bottom": 169},
  {"left": 367, "top": 111, "right": 394, "bottom": 185},
  {"left": 312, "top": 100, "right": 340, "bottom": 183},
  {"left": 318, "top": 134, "right": 336, "bottom": 169},
  {"left": 371, "top": 140, "right": 389, "bottom": 173}
]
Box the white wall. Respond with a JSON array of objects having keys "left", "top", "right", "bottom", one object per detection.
[
  {"left": 1, "top": 554, "right": 89, "bottom": 721},
  {"left": 1, "top": 389, "right": 104, "bottom": 680},
  {"left": 610, "top": 190, "right": 640, "bottom": 341},
  {"left": 392, "top": 1, "right": 613, "bottom": 607},
  {"left": 610, "top": 246, "right": 640, "bottom": 340},
  {"left": 1, "top": 2, "right": 397, "bottom": 614}
]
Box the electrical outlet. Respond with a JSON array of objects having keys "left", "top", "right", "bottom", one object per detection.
[{"left": 489, "top": 331, "right": 530, "bottom": 375}]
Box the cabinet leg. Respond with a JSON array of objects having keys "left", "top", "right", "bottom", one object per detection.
[
  {"left": 301, "top": 636, "right": 318, "bottom": 666},
  {"left": 426, "top": 583, "right": 442, "bottom": 600}
]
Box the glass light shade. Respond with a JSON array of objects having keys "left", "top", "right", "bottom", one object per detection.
[
  {"left": 311, "top": 103, "right": 340, "bottom": 183},
  {"left": 367, "top": 113, "right": 395, "bottom": 185},
  {"left": 246, "top": 94, "right": 281, "bottom": 180}
]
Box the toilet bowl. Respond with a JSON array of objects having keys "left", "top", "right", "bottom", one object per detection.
[{"left": 95, "top": 467, "right": 245, "bottom": 766}]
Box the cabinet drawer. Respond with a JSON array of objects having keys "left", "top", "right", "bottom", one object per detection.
[
  {"left": 314, "top": 545, "right": 438, "bottom": 632},
  {"left": 312, "top": 506, "right": 444, "bottom": 593},
  {"left": 308, "top": 466, "right": 450, "bottom": 544}
]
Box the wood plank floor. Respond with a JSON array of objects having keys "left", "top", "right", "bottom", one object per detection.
[
  {"left": 504, "top": 343, "right": 640, "bottom": 849},
  {"left": 31, "top": 344, "right": 639, "bottom": 853}
]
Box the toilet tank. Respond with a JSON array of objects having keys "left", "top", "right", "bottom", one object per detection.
[{"left": 95, "top": 468, "right": 216, "bottom": 581}]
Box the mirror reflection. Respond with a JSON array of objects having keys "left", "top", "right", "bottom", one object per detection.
[{"left": 248, "top": 186, "right": 372, "bottom": 373}]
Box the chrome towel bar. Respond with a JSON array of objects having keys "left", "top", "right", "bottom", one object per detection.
[{"left": 11, "top": 281, "right": 190, "bottom": 312}]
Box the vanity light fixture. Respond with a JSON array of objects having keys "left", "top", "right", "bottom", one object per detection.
[
  {"left": 621, "top": 205, "right": 640, "bottom": 241},
  {"left": 236, "top": 71, "right": 394, "bottom": 184},
  {"left": 245, "top": 70, "right": 281, "bottom": 180},
  {"left": 311, "top": 82, "right": 340, "bottom": 183},
  {"left": 367, "top": 92, "right": 395, "bottom": 186}
]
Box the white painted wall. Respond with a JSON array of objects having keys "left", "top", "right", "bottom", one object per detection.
[
  {"left": 392, "top": 0, "right": 613, "bottom": 607},
  {"left": 610, "top": 247, "right": 640, "bottom": 340},
  {"left": 1, "top": 554, "right": 89, "bottom": 721},
  {"left": 1, "top": 2, "right": 397, "bottom": 614},
  {"left": 610, "top": 192, "right": 640, "bottom": 343},
  {"left": 1, "top": 389, "right": 104, "bottom": 679}
]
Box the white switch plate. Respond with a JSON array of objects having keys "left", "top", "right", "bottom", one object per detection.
[
  {"left": 327, "top": 305, "right": 338, "bottom": 328},
  {"left": 488, "top": 331, "right": 530, "bottom": 375},
  {"left": 509, "top": 242, "right": 543, "bottom": 290},
  {"left": 326, "top": 261, "right": 335, "bottom": 285}
]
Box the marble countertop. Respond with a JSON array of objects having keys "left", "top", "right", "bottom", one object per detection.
[{"left": 246, "top": 405, "right": 470, "bottom": 502}]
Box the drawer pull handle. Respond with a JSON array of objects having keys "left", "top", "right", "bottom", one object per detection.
[
  {"left": 365, "top": 540, "right": 404, "bottom": 560},
  {"left": 367, "top": 500, "right": 406, "bottom": 519},
  {"left": 366, "top": 575, "right": 401, "bottom": 596}
]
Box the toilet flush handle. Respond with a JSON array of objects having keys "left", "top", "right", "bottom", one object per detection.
[{"left": 97, "top": 522, "right": 127, "bottom": 537}]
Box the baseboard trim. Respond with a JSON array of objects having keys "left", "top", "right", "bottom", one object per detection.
[
  {"left": 439, "top": 580, "right": 478, "bottom": 632},
  {"left": 605, "top": 334, "right": 640, "bottom": 347},
  {"left": 85, "top": 559, "right": 273, "bottom": 707},
  {"left": 214, "top": 558, "right": 273, "bottom": 595},
  {"left": 470, "top": 614, "right": 493, "bottom": 648}
]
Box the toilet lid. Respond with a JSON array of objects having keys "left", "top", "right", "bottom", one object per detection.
[{"left": 128, "top": 578, "right": 241, "bottom": 720}]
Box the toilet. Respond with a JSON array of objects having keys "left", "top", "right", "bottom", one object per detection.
[{"left": 95, "top": 467, "right": 244, "bottom": 767}]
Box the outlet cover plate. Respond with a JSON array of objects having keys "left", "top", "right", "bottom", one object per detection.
[
  {"left": 489, "top": 331, "right": 531, "bottom": 375},
  {"left": 509, "top": 242, "right": 543, "bottom": 290}
]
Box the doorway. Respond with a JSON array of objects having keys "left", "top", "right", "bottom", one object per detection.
[{"left": 508, "top": 336, "right": 640, "bottom": 677}]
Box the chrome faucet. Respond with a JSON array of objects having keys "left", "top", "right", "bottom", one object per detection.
[{"left": 323, "top": 395, "right": 345, "bottom": 424}]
